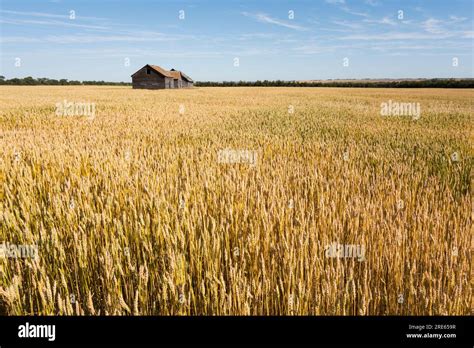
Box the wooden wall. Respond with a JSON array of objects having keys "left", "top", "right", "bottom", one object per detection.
[
  {"left": 132, "top": 66, "right": 193, "bottom": 89},
  {"left": 132, "top": 66, "right": 172, "bottom": 89}
]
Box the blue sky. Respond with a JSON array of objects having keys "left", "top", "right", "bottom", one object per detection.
[{"left": 1, "top": 0, "right": 473, "bottom": 81}]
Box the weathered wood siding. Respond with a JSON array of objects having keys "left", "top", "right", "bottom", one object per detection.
[
  {"left": 132, "top": 66, "right": 171, "bottom": 89},
  {"left": 132, "top": 65, "right": 193, "bottom": 89}
]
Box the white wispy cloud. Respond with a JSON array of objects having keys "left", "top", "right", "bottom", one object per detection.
[
  {"left": 364, "top": 0, "right": 378, "bottom": 6},
  {"left": 292, "top": 43, "right": 342, "bottom": 54},
  {"left": 0, "top": 18, "right": 109, "bottom": 30},
  {"left": 332, "top": 20, "right": 363, "bottom": 29},
  {"left": 238, "top": 33, "right": 277, "bottom": 40},
  {"left": 292, "top": 39, "right": 473, "bottom": 56},
  {"left": 449, "top": 15, "right": 467, "bottom": 23},
  {"left": 0, "top": 32, "right": 193, "bottom": 44},
  {"left": 363, "top": 16, "right": 397, "bottom": 26},
  {"left": 0, "top": 9, "right": 106, "bottom": 21},
  {"left": 422, "top": 18, "right": 444, "bottom": 34},
  {"left": 461, "top": 31, "right": 473, "bottom": 38},
  {"left": 339, "top": 31, "right": 455, "bottom": 41},
  {"left": 242, "top": 12, "right": 308, "bottom": 31},
  {"left": 325, "top": 0, "right": 345, "bottom": 4},
  {"left": 340, "top": 7, "right": 369, "bottom": 17},
  {"left": 421, "top": 16, "right": 469, "bottom": 36},
  {"left": 324, "top": 0, "right": 369, "bottom": 17}
]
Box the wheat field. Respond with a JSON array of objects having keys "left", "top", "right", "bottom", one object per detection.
[{"left": 0, "top": 86, "right": 472, "bottom": 315}]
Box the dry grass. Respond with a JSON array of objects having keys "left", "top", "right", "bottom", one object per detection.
[{"left": 0, "top": 86, "right": 472, "bottom": 315}]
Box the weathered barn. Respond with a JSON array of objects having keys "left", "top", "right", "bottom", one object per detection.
[
  {"left": 131, "top": 65, "right": 194, "bottom": 89},
  {"left": 170, "top": 69, "right": 194, "bottom": 88}
]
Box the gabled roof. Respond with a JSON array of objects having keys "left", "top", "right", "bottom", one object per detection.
[
  {"left": 131, "top": 64, "right": 173, "bottom": 78},
  {"left": 168, "top": 70, "right": 182, "bottom": 80},
  {"left": 180, "top": 71, "right": 193, "bottom": 82},
  {"left": 148, "top": 65, "right": 173, "bottom": 78},
  {"left": 131, "top": 64, "right": 193, "bottom": 82},
  {"left": 169, "top": 69, "right": 193, "bottom": 82}
]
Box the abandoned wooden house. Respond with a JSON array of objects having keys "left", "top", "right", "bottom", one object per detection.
[{"left": 131, "top": 64, "right": 194, "bottom": 89}]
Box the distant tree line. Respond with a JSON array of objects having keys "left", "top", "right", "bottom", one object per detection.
[
  {"left": 0, "top": 76, "right": 131, "bottom": 86},
  {"left": 1, "top": 76, "right": 472, "bottom": 88},
  {"left": 195, "top": 79, "right": 474, "bottom": 88}
]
